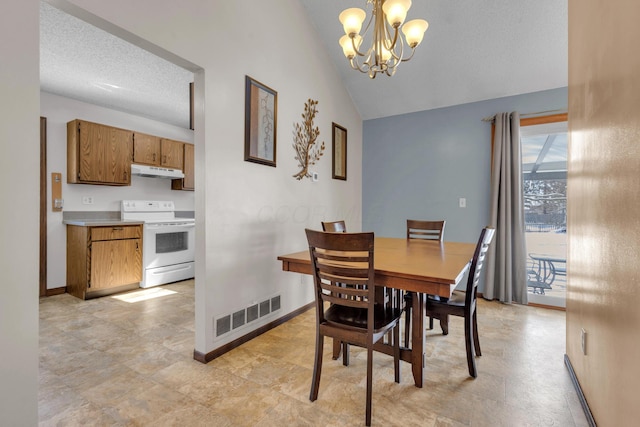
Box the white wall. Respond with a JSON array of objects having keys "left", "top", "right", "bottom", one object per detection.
[
  {"left": 0, "top": 1, "right": 39, "bottom": 424},
  {"left": 41, "top": 91, "right": 195, "bottom": 289},
  {"left": 59, "top": 0, "right": 363, "bottom": 355}
]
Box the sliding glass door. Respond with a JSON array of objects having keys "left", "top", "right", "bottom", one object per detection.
[{"left": 521, "top": 118, "right": 567, "bottom": 308}]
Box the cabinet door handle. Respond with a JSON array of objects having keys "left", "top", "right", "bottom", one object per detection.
[
  {"left": 153, "top": 153, "right": 156, "bottom": 161},
  {"left": 112, "top": 227, "right": 124, "bottom": 231}
]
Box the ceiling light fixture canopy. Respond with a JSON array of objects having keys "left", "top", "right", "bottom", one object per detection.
[{"left": 338, "top": 0, "right": 428, "bottom": 78}]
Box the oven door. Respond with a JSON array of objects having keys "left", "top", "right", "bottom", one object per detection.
[{"left": 143, "top": 222, "right": 195, "bottom": 268}]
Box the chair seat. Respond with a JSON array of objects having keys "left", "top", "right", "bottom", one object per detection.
[{"left": 325, "top": 303, "right": 402, "bottom": 332}]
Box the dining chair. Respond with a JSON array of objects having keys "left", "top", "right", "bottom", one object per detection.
[
  {"left": 305, "top": 229, "right": 401, "bottom": 427},
  {"left": 321, "top": 220, "right": 350, "bottom": 365},
  {"left": 425, "top": 226, "right": 495, "bottom": 378},
  {"left": 321, "top": 220, "right": 346, "bottom": 233},
  {"left": 404, "top": 219, "right": 446, "bottom": 347}
]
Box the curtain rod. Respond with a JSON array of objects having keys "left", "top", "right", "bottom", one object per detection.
[{"left": 481, "top": 109, "right": 567, "bottom": 123}]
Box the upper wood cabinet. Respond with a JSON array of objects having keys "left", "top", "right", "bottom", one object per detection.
[
  {"left": 172, "top": 143, "right": 195, "bottom": 191},
  {"left": 67, "top": 119, "right": 133, "bottom": 185},
  {"left": 132, "top": 132, "right": 161, "bottom": 165},
  {"left": 159, "top": 138, "right": 184, "bottom": 169},
  {"left": 133, "top": 133, "right": 184, "bottom": 169}
]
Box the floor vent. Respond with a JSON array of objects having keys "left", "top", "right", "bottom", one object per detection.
[
  {"left": 216, "top": 315, "right": 231, "bottom": 337},
  {"left": 247, "top": 304, "right": 259, "bottom": 323},
  {"left": 259, "top": 300, "right": 270, "bottom": 317},
  {"left": 232, "top": 310, "right": 245, "bottom": 329},
  {"left": 215, "top": 294, "right": 281, "bottom": 338},
  {"left": 271, "top": 295, "right": 281, "bottom": 312}
]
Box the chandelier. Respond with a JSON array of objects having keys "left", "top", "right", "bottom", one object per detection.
[{"left": 338, "top": 0, "right": 428, "bottom": 78}]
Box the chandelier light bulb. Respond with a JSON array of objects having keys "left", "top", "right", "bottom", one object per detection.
[
  {"left": 339, "top": 8, "right": 366, "bottom": 36},
  {"left": 339, "top": 34, "right": 362, "bottom": 58},
  {"left": 402, "top": 19, "right": 428, "bottom": 47},
  {"left": 382, "top": 0, "right": 411, "bottom": 27},
  {"left": 378, "top": 41, "right": 393, "bottom": 62}
]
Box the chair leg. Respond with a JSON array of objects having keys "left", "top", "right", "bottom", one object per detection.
[
  {"left": 342, "top": 342, "right": 350, "bottom": 366},
  {"left": 464, "top": 315, "right": 477, "bottom": 378},
  {"left": 394, "top": 323, "right": 400, "bottom": 383},
  {"left": 439, "top": 315, "right": 449, "bottom": 335},
  {"left": 332, "top": 338, "right": 341, "bottom": 360},
  {"left": 403, "top": 291, "right": 412, "bottom": 347},
  {"left": 366, "top": 345, "right": 373, "bottom": 426},
  {"left": 472, "top": 310, "right": 481, "bottom": 356},
  {"left": 429, "top": 315, "right": 434, "bottom": 330},
  {"left": 310, "top": 333, "right": 324, "bottom": 401}
]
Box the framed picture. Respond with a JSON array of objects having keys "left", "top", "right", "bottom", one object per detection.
[
  {"left": 332, "top": 123, "right": 347, "bottom": 180},
  {"left": 244, "top": 76, "right": 277, "bottom": 167}
]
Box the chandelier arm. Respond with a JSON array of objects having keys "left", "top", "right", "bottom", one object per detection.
[
  {"left": 399, "top": 47, "right": 417, "bottom": 63},
  {"left": 349, "top": 57, "right": 369, "bottom": 74},
  {"left": 384, "top": 24, "right": 401, "bottom": 55},
  {"left": 350, "top": 35, "right": 374, "bottom": 59}
]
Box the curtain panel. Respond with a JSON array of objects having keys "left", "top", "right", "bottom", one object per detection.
[{"left": 484, "top": 112, "right": 528, "bottom": 304}]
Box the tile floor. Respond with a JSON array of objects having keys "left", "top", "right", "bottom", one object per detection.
[{"left": 39, "top": 280, "right": 589, "bottom": 426}]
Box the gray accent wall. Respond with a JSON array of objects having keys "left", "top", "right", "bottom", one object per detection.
[{"left": 362, "top": 87, "right": 568, "bottom": 243}]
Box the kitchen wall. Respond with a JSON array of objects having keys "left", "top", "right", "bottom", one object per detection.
[
  {"left": 41, "top": 91, "right": 195, "bottom": 289},
  {"left": 362, "top": 87, "right": 568, "bottom": 246}
]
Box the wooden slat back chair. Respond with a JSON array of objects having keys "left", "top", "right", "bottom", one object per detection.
[
  {"left": 321, "top": 220, "right": 347, "bottom": 233},
  {"left": 322, "top": 220, "right": 401, "bottom": 365},
  {"left": 404, "top": 220, "right": 446, "bottom": 347},
  {"left": 406, "top": 219, "right": 446, "bottom": 241},
  {"left": 305, "top": 229, "right": 401, "bottom": 427},
  {"left": 425, "top": 226, "right": 495, "bottom": 378},
  {"left": 321, "top": 220, "right": 351, "bottom": 365}
]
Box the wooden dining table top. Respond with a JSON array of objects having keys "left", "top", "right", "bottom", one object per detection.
[{"left": 277, "top": 237, "right": 477, "bottom": 298}]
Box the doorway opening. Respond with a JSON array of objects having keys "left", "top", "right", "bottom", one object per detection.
[{"left": 521, "top": 114, "right": 567, "bottom": 308}]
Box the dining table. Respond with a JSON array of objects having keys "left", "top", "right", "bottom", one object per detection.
[{"left": 277, "top": 236, "right": 477, "bottom": 388}]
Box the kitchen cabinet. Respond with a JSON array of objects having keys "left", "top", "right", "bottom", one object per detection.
[
  {"left": 133, "top": 133, "right": 184, "bottom": 169},
  {"left": 172, "top": 143, "right": 195, "bottom": 191},
  {"left": 132, "top": 132, "right": 161, "bottom": 165},
  {"left": 159, "top": 138, "right": 184, "bottom": 169},
  {"left": 66, "top": 224, "right": 143, "bottom": 299},
  {"left": 67, "top": 119, "right": 133, "bottom": 185}
]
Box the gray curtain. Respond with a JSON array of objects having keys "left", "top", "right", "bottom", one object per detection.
[{"left": 484, "top": 112, "right": 528, "bottom": 304}]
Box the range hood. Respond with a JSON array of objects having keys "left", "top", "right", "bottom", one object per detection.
[{"left": 131, "top": 164, "right": 184, "bottom": 179}]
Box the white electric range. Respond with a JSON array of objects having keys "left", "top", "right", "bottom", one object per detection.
[{"left": 121, "top": 200, "right": 195, "bottom": 288}]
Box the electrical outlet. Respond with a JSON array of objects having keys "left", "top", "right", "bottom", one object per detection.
[
  {"left": 459, "top": 197, "right": 466, "bottom": 208},
  {"left": 581, "top": 328, "right": 587, "bottom": 355},
  {"left": 82, "top": 196, "right": 93, "bottom": 205}
]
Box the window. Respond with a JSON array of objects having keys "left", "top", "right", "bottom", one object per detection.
[{"left": 521, "top": 116, "right": 567, "bottom": 308}]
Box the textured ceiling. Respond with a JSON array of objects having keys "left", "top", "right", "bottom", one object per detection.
[
  {"left": 40, "top": 2, "right": 194, "bottom": 129},
  {"left": 40, "top": 0, "right": 567, "bottom": 127}
]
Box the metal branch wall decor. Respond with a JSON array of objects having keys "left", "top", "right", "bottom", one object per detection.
[{"left": 292, "top": 99, "right": 325, "bottom": 180}]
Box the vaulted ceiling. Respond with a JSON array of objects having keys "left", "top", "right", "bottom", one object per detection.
[{"left": 39, "top": 0, "right": 567, "bottom": 128}]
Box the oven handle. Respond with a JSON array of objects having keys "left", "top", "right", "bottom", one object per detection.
[{"left": 145, "top": 223, "right": 195, "bottom": 229}]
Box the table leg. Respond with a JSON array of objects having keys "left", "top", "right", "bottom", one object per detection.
[{"left": 411, "top": 292, "right": 425, "bottom": 387}]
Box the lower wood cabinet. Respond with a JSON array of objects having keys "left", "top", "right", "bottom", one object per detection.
[{"left": 67, "top": 224, "right": 143, "bottom": 299}]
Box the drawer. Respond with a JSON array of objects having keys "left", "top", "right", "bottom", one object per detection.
[{"left": 90, "top": 225, "right": 142, "bottom": 241}]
